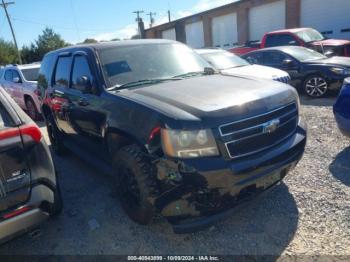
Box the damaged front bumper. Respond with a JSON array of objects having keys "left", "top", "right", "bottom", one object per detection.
[{"left": 154, "top": 124, "right": 307, "bottom": 233}]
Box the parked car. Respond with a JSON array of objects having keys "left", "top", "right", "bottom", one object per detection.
[
  {"left": 196, "top": 49, "right": 290, "bottom": 83},
  {"left": 0, "top": 87, "right": 62, "bottom": 244},
  {"left": 334, "top": 78, "right": 350, "bottom": 137},
  {"left": 39, "top": 40, "right": 306, "bottom": 233},
  {"left": 242, "top": 46, "right": 350, "bottom": 98},
  {"left": 0, "top": 63, "right": 42, "bottom": 120},
  {"left": 230, "top": 28, "right": 350, "bottom": 57}
]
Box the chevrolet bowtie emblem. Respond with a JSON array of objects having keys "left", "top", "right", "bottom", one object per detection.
[{"left": 263, "top": 119, "right": 280, "bottom": 134}]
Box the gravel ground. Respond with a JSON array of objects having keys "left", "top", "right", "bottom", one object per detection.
[{"left": 0, "top": 95, "right": 349, "bottom": 257}]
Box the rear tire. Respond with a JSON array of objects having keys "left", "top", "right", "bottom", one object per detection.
[
  {"left": 113, "top": 145, "right": 157, "bottom": 225},
  {"left": 303, "top": 75, "right": 328, "bottom": 98},
  {"left": 49, "top": 179, "right": 63, "bottom": 217},
  {"left": 25, "top": 97, "right": 40, "bottom": 120},
  {"left": 46, "top": 114, "right": 66, "bottom": 155}
]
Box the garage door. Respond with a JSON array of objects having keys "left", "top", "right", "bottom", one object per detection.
[
  {"left": 249, "top": 0, "right": 286, "bottom": 41},
  {"left": 212, "top": 13, "right": 238, "bottom": 49},
  {"left": 301, "top": 0, "right": 350, "bottom": 39},
  {"left": 185, "top": 21, "right": 204, "bottom": 48},
  {"left": 162, "top": 28, "right": 176, "bottom": 40}
]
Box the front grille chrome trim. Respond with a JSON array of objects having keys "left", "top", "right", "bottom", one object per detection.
[
  {"left": 225, "top": 115, "right": 297, "bottom": 144},
  {"left": 219, "top": 102, "right": 296, "bottom": 137},
  {"left": 225, "top": 125, "right": 297, "bottom": 159}
]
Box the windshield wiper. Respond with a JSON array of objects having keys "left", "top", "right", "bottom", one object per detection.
[
  {"left": 107, "top": 78, "right": 182, "bottom": 91},
  {"left": 172, "top": 67, "right": 216, "bottom": 79}
]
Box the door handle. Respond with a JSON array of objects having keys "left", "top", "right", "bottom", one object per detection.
[{"left": 78, "top": 98, "right": 89, "bottom": 106}]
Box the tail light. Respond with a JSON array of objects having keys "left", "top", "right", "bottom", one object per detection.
[
  {"left": 0, "top": 123, "right": 42, "bottom": 144},
  {"left": 19, "top": 123, "right": 42, "bottom": 144}
]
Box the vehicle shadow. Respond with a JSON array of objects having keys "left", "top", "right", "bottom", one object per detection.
[
  {"left": 0, "top": 143, "right": 299, "bottom": 256},
  {"left": 329, "top": 147, "right": 350, "bottom": 186},
  {"left": 300, "top": 95, "right": 336, "bottom": 107}
]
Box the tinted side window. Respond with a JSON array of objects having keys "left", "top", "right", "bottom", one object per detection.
[
  {"left": 4, "top": 70, "right": 13, "bottom": 81},
  {"left": 54, "top": 56, "right": 72, "bottom": 88},
  {"left": 265, "top": 34, "right": 298, "bottom": 47},
  {"left": 278, "top": 35, "right": 298, "bottom": 46},
  {"left": 38, "top": 53, "right": 56, "bottom": 90},
  {"left": 71, "top": 56, "right": 93, "bottom": 91},
  {"left": 263, "top": 52, "right": 288, "bottom": 66},
  {"left": 244, "top": 53, "right": 264, "bottom": 65}
]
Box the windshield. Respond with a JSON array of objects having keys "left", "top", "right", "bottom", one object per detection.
[
  {"left": 200, "top": 51, "right": 250, "bottom": 70},
  {"left": 285, "top": 47, "right": 327, "bottom": 62},
  {"left": 21, "top": 67, "right": 40, "bottom": 81},
  {"left": 296, "top": 28, "right": 325, "bottom": 43},
  {"left": 98, "top": 43, "right": 212, "bottom": 88}
]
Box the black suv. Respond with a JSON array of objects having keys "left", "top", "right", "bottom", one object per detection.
[{"left": 39, "top": 40, "right": 306, "bottom": 233}]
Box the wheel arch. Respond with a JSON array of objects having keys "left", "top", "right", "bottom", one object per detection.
[{"left": 104, "top": 127, "right": 148, "bottom": 155}]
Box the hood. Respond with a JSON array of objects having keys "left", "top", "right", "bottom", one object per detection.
[
  {"left": 306, "top": 56, "right": 350, "bottom": 67},
  {"left": 221, "top": 64, "right": 289, "bottom": 80},
  {"left": 312, "top": 39, "right": 350, "bottom": 46},
  {"left": 116, "top": 75, "right": 298, "bottom": 128}
]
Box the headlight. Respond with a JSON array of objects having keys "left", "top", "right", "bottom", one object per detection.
[
  {"left": 161, "top": 129, "right": 219, "bottom": 158},
  {"left": 330, "top": 67, "right": 350, "bottom": 75}
]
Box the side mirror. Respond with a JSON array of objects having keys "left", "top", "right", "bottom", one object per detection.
[
  {"left": 13, "top": 77, "right": 21, "bottom": 83},
  {"left": 282, "top": 59, "right": 295, "bottom": 68},
  {"left": 204, "top": 67, "right": 215, "bottom": 75},
  {"left": 76, "top": 76, "right": 92, "bottom": 93}
]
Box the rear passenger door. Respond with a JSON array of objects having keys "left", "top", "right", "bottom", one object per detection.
[{"left": 51, "top": 53, "right": 74, "bottom": 134}]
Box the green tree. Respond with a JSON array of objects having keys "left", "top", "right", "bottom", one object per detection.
[
  {"left": 81, "top": 38, "right": 98, "bottom": 44},
  {"left": 22, "top": 27, "right": 69, "bottom": 64},
  {"left": 0, "top": 39, "right": 19, "bottom": 65}
]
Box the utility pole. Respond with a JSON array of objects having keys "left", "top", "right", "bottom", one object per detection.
[
  {"left": 133, "top": 10, "right": 144, "bottom": 36},
  {"left": 147, "top": 12, "right": 156, "bottom": 28},
  {"left": 167, "top": 10, "right": 171, "bottom": 22},
  {"left": 0, "top": 0, "right": 22, "bottom": 64}
]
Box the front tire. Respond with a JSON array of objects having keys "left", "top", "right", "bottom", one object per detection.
[
  {"left": 113, "top": 145, "right": 157, "bottom": 225},
  {"left": 303, "top": 75, "right": 328, "bottom": 98}
]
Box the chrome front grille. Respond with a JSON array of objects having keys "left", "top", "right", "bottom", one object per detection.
[
  {"left": 273, "top": 75, "right": 291, "bottom": 84},
  {"left": 219, "top": 103, "right": 298, "bottom": 159}
]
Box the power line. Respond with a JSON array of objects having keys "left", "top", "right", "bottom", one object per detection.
[
  {"left": 70, "top": 0, "right": 81, "bottom": 42},
  {"left": 0, "top": 0, "right": 22, "bottom": 64},
  {"left": 12, "top": 17, "right": 118, "bottom": 32}
]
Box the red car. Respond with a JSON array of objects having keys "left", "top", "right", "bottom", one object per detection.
[{"left": 230, "top": 28, "right": 350, "bottom": 57}]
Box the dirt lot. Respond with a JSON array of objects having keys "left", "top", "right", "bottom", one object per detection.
[{"left": 0, "top": 96, "right": 349, "bottom": 256}]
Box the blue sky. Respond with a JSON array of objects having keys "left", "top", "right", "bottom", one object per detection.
[{"left": 0, "top": 0, "right": 235, "bottom": 47}]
